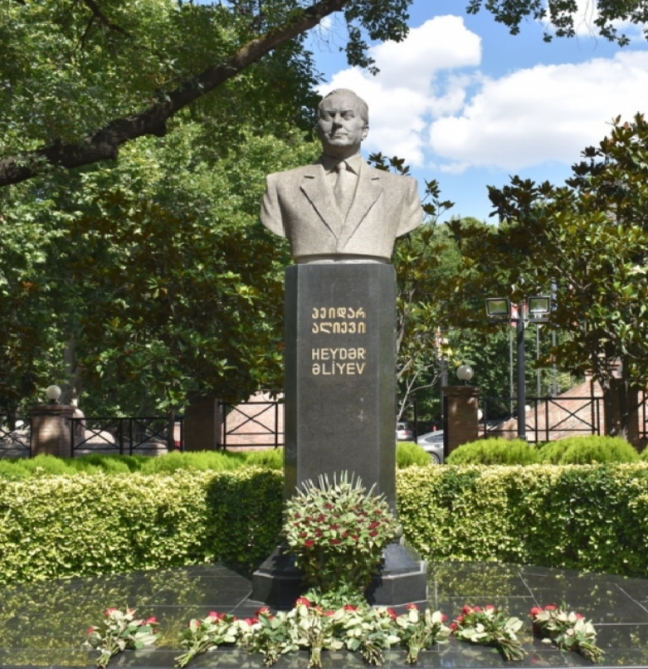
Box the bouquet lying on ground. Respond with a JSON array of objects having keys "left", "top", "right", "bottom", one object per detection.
[
  {"left": 531, "top": 604, "right": 604, "bottom": 663},
  {"left": 174, "top": 598, "right": 451, "bottom": 668},
  {"left": 84, "top": 607, "right": 159, "bottom": 668},
  {"left": 450, "top": 604, "right": 525, "bottom": 661}
]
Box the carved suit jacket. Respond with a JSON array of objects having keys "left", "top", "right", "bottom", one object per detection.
[{"left": 260, "top": 157, "right": 422, "bottom": 261}]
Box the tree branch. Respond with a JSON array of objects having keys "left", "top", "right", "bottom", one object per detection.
[{"left": 0, "top": 0, "right": 348, "bottom": 188}]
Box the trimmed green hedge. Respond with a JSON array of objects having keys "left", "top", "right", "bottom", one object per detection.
[
  {"left": 397, "top": 464, "right": 648, "bottom": 578},
  {"left": 0, "top": 468, "right": 282, "bottom": 585},
  {"left": 3, "top": 464, "right": 648, "bottom": 585},
  {"left": 446, "top": 438, "right": 540, "bottom": 465}
]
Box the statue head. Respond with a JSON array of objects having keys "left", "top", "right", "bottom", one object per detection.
[{"left": 317, "top": 89, "right": 369, "bottom": 160}]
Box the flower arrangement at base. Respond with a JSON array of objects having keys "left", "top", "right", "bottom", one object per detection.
[
  {"left": 450, "top": 605, "right": 525, "bottom": 661},
  {"left": 531, "top": 604, "right": 604, "bottom": 663},
  {"left": 283, "top": 472, "right": 399, "bottom": 606},
  {"left": 84, "top": 607, "right": 159, "bottom": 668},
  {"left": 394, "top": 604, "right": 451, "bottom": 664},
  {"left": 175, "top": 611, "right": 238, "bottom": 668}
]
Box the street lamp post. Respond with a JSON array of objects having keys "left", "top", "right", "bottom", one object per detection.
[{"left": 485, "top": 297, "right": 551, "bottom": 440}]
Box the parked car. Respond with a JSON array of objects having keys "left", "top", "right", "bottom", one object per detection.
[
  {"left": 396, "top": 422, "right": 414, "bottom": 441},
  {"left": 416, "top": 430, "right": 444, "bottom": 464}
]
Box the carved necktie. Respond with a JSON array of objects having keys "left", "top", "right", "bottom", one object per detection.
[{"left": 334, "top": 160, "right": 355, "bottom": 221}]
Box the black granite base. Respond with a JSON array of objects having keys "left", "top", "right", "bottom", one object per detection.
[
  {"left": 252, "top": 542, "right": 427, "bottom": 609},
  {"left": 3, "top": 561, "right": 648, "bottom": 668}
]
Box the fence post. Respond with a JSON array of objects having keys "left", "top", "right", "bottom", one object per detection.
[
  {"left": 443, "top": 386, "right": 481, "bottom": 454},
  {"left": 30, "top": 404, "right": 75, "bottom": 458}
]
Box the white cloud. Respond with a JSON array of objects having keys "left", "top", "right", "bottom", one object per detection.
[
  {"left": 429, "top": 51, "right": 648, "bottom": 171},
  {"left": 319, "top": 16, "right": 481, "bottom": 165}
]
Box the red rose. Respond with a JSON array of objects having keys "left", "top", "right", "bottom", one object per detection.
[
  {"left": 368, "top": 521, "right": 381, "bottom": 529},
  {"left": 104, "top": 608, "right": 118, "bottom": 616},
  {"left": 473, "top": 606, "right": 482, "bottom": 613},
  {"left": 456, "top": 615, "right": 464, "bottom": 624},
  {"left": 255, "top": 607, "right": 271, "bottom": 616},
  {"left": 387, "top": 608, "right": 397, "bottom": 620},
  {"left": 530, "top": 607, "right": 543, "bottom": 617},
  {"left": 343, "top": 605, "right": 357, "bottom": 612},
  {"left": 450, "top": 622, "right": 458, "bottom": 631},
  {"left": 330, "top": 538, "right": 340, "bottom": 544},
  {"left": 441, "top": 613, "right": 447, "bottom": 622},
  {"left": 462, "top": 605, "right": 473, "bottom": 614},
  {"left": 484, "top": 605, "right": 495, "bottom": 612},
  {"left": 145, "top": 617, "right": 158, "bottom": 625},
  {"left": 296, "top": 597, "right": 312, "bottom": 607},
  {"left": 544, "top": 605, "right": 557, "bottom": 611},
  {"left": 304, "top": 539, "right": 315, "bottom": 547},
  {"left": 406, "top": 603, "right": 418, "bottom": 611},
  {"left": 86, "top": 627, "right": 97, "bottom": 635}
]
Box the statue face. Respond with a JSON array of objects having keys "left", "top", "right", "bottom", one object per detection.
[{"left": 317, "top": 92, "right": 368, "bottom": 158}]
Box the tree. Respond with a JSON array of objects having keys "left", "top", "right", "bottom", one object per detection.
[
  {"left": 0, "top": 119, "right": 318, "bottom": 415},
  {"left": 452, "top": 114, "right": 648, "bottom": 439},
  {"left": 2, "top": 0, "right": 647, "bottom": 187}
]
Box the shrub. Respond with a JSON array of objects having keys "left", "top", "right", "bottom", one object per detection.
[
  {"left": 0, "top": 468, "right": 282, "bottom": 585},
  {"left": 539, "top": 436, "right": 640, "bottom": 464},
  {"left": 244, "top": 448, "right": 283, "bottom": 470},
  {"left": 19, "top": 454, "right": 77, "bottom": 476},
  {"left": 138, "top": 450, "right": 245, "bottom": 474},
  {"left": 0, "top": 459, "right": 28, "bottom": 480},
  {"left": 447, "top": 438, "right": 540, "bottom": 465},
  {"left": 71, "top": 455, "right": 132, "bottom": 474},
  {"left": 396, "top": 441, "right": 431, "bottom": 468}
]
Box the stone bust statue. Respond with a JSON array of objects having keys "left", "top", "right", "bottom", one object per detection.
[{"left": 260, "top": 89, "right": 423, "bottom": 263}]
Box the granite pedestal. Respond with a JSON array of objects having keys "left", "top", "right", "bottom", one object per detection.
[{"left": 252, "top": 263, "right": 426, "bottom": 607}]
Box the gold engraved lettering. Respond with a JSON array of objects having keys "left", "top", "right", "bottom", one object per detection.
[
  {"left": 312, "top": 323, "right": 319, "bottom": 334},
  {"left": 328, "top": 307, "right": 336, "bottom": 318},
  {"left": 312, "top": 307, "right": 319, "bottom": 319},
  {"left": 357, "top": 363, "right": 366, "bottom": 374},
  {"left": 348, "top": 322, "right": 356, "bottom": 334},
  {"left": 312, "top": 349, "right": 320, "bottom": 360},
  {"left": 336, "top": 363, "right": 345, "bottom": 374},
  {"left": 319, "top": 307, "right": 327, "bottom": 319},
  {"left": 355, "top": 308, "right": 366, "bottom": 318},
  {"left": 320, "top": 323, "right": 331, "bottom": 334},
  {"left": 346, "top": 363, "right": 355, "bottom": 375},
  {"left": 312, "top": 363, "right": 320, "bottom": 375},
  {"left": 333, "top": 322, "right": 340, "bottom": 334},
  {"left": 358, "top": 348, "right": 366, "bottom": 359},
  {"left": 337, "top": 308, "right": 346, "bottom": 318},
  {"left": 358, "top": 323, "right": 366, "bottom": 333}
]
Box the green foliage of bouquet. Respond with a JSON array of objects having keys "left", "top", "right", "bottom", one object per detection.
[
  {"left": 175, "top": 611, "right": 238, "bottom": 668},
  {"left": 283, "top": 473, "right": 399, "bottom": 604},
  {"left": 450, "top": 604, "right": 525, "bottom": 660},
  {"left": 531, "top": 604, "right": 604, "bottom": 663},
  {"left": 84, "top": 607, "right": 159, "bottom": 668}
]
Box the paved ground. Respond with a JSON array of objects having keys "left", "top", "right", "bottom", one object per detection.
[{"left": 1, "top": 561, "right": 648, "bottom": 668}]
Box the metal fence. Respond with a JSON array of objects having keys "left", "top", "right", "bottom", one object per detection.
[
  {"left": 70, "top": 416, "right": 183, "bottom": 456},
  {"left": 0, "top": 417, "right": 30, "bottom": 458},
  {"left": 480, "top": 395, "right": 605, "bottom": 443},
  {"left": 218, "top": 400, "right": 283, "bottom": 449}
]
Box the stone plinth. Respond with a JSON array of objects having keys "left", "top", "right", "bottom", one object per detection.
[
  {"left": 282, "top": 263, "right": 397, "bottom": 506},
  {"left": 443, "top": 386, "right": 480, "bottom": 453},
  {"left": 30, "top": 404, "right": 75, "bottom": 458},
  {"left": 252, "top": 263, "right": 427, "bottom": 608}
]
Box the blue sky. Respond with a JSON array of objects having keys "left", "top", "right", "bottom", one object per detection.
[{"left": 306, "top": 0, "right": 648, "bottom": 222}]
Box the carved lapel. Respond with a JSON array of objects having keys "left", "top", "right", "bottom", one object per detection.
[
  {"left": 299, "top": 165, "right": 344, "bottom": 237},
  {"left": 338, "top": 163, "right": 383, "bottom": 248}
]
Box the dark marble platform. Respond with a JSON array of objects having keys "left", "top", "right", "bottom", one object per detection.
[{"left": 2, "top": 561, "right": 648, "bottom": 668}]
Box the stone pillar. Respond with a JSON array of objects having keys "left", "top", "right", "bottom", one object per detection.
[
  {"left": 443, "top": 386, "right": 481, "bottom": 454},
  {"left": 282, "top": 263, "right": 397, "bottom": 507},
  {"left": 184, "top": 396, "right": 222, "bottom": 451},
  {"left": 30, "top": 404, "right": 75, "bottom": 458},
  {"left": 252, "top": 263, "right": 427, "bottom": 608}
]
